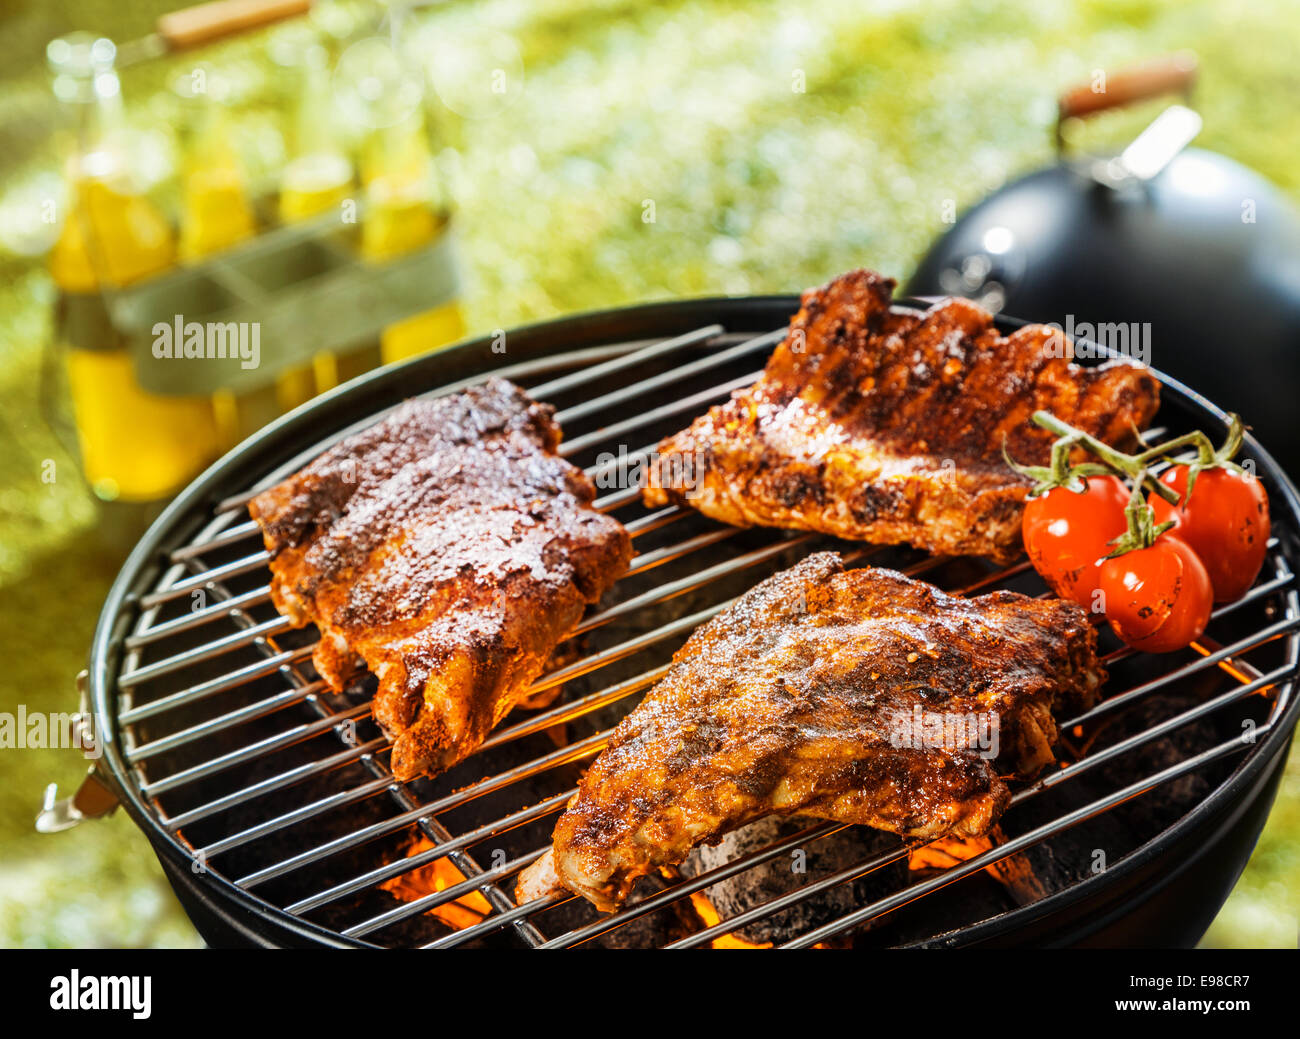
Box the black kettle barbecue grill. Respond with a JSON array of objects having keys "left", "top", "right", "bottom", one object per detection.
[
  {"left": 40, "top": 295, "right": 1300, "bottom": 948},
  {"left": 909, "top": 54, "right": 1300, "bottom": 470}
]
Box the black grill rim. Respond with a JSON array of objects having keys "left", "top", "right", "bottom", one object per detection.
[{"left": 86, "top": 294, "right": 1300, "bottom": 948}]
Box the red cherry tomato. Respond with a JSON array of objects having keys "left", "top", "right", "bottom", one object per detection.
[
  {"left": 1148, "top": 464, "right": 1270, "bottom": 603},
  {"left": 1099, "top": 534, "right": 1213, "bottom": 653},
  {"left": 1022, "top": 475, "right": 1130, "bottom": 612}
]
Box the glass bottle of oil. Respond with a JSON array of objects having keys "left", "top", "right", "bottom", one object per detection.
[
  {"left": 272, "top": 34, "right": 355, "bottom": 405},
  {"left": 337, "top": 36, "right": 463, "bottom": 365},
  {"left": 176, "top": 69, "right": 256, "bottom": 263},
  {"left": 47, "top": 34, "right": 220, "bottom": 509},
  {"left": 173, "top": 66, "right": 275, "bottom": 449}
]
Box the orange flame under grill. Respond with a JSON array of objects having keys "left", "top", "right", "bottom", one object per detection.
[
  {"left": 686, "top": 890, "right": 773, "bottom": 949},
  {"left": 379, "top": 837, "right": 493, "bottom": 931},
  {"left": 907, "top": 835, "right": 996, "bottom": 872}
]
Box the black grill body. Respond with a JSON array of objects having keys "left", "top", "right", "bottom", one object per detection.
[{"left": 86, "top": 297, "right": 1300, "bottom": 948}]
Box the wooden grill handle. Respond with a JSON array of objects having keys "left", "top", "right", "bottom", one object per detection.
[
  {"left": 156, "top": 0, "right": 311, "bottom": 51},
  {"left": 1057, "top": 52, "right": 1198, "bottom": 123}
]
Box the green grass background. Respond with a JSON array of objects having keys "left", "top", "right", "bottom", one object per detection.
[{"left": 0, "top": 0, "right": 1297, "bottom": 947}]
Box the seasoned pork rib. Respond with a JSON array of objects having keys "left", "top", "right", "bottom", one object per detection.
[
  {"left": 249, "top": 378, "right": 632, "bottom": 782},
  {"left": 644, "top": 269, "right": 1160, "bottom": 562},
  {"left": 518, "top": 552, "right": 1102, "bottom": 911}
]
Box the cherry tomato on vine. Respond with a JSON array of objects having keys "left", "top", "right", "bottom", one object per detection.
[
  {"left": 1148, "top": 464, "right": 1270, "bottom": 603},
  {"left": 1022, "top": 475, "right": 1130, "bottom": 611},
  {"left": 1099, "top": 533, "right": 1213, "bottom": 653}
]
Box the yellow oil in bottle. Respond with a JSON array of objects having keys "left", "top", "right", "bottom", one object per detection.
[
  {"left": 361, "top": 173, "right": 439, "bottom": 260},
  {"left": 274, "top": 152, "right": 352, "bottom": 406},
  {"left": 275, "top": 43, "right": 355, "bottom": 403},
  {"left": 179, "top": 118, "right": 255, "bottom": 263},
  {"left": 64, "top": 349, "right": 219, "bottom": 503},
  {"left": 49, "top": 175, "right": 174, "bottom": 291},
  {"left": 378, "top": 302, "right": 466, "bottom": 364},
  {"left": 359, "top": 115, "right": 464, "bottom": 365},
  {"left": 279, "top": 152, "right": 353, "bottom": 224},
  {"left": 174, "top": 74, "right": 269, "bottom": 450}
]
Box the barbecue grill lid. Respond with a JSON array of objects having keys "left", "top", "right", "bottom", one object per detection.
[{"left": 907, "top": 148, "right": 1300, "bottom": 470}]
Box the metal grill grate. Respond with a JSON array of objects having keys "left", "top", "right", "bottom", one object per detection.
[{"left": 109, "top": 320, "right": 1300, "bottom": 948}]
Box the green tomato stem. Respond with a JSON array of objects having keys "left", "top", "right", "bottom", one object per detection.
[
  {"left": 1030, "top": 410, "right": 1181, "bottom": 504},
  {"left": 1106, "top": 470, "right": 1176, "bottom": 557}
]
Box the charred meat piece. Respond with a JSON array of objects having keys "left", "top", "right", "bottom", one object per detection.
[
  {"left": 644, "top": 269, "right": 1160, "bottom": 562},
  {"left": 249, "top": 378, "right": 632, "bottom": 782},
  {"left": 518, "top": 552, "right": 1102, "bottom": 911}
]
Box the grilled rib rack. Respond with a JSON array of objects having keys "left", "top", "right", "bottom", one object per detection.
[{"left": 77, "top": 297, "right": 1300, "bottom": 948}]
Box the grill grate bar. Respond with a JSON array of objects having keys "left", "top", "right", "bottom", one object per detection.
[
  {"left": 138, "top": 551, "right": 271, "bottom": 609},
  {"left": 119, "top": 644, "right": 317, "bottom": 724},
  {"left": 552, "top": 330, "right": 783, "bottom": 426},
  {"left": 291, "top": 794, "right": 569, "bottom": 920},
  {"left": 1062, "top": 614, "right": 1300, "bottom": 730},
  {"left": 573, "top": 534, "right": 816, "bottom": 636},
  {"left": 585, "top": 439, "right": 658, "bottom": 486},
  {"left": 1040, "top": 667, "right": 1283, "bottom": 790},
  {"left": 622, "top": 505, "right": 686, "bottom": 537},
  {"left": 341, "top": 847, "right": 549, "bottom": 938},
  {"left": 201, "top": 775, "right": 395, "bottom": 857},
  {"left": 126, "top": 680, "right": 329, "bottom": 762},
  {"left": 143, "top": 702, "right": 374, "bottom": 796},
  {"left": 952, "top": 559, "right": 1034, "bottom": 594},
  {"left": 422, "top": 892, "right": 570, "bottom": 949},
  {"left": 119, "top": 615, "right": 293, "bottom": 688},
  {"left": 559, "top": 371, "right": 760, "bottom": 458},
  {"left": 478, "top": 667, "right": 666, "bottom": 751},
  {"left": 525, "top": 605, "right": 721, "bottom": 698},
  {"left": 592, "top": 485, "right": 642, "bottom": 512},
  {"left": 125, "top": 586, "right": 274, "bottom": 649},
  {"left": 529, "top": 324, "right": 726, "bottom": 402},
  {"left": 623, "top": 528, "right": 738, "bottom": 577},
  {"left": 163, "top": 738, "right": 390, "bottom": 830},
  {"left": 170, "top": 520, "right": 260, "bottom": 561}
]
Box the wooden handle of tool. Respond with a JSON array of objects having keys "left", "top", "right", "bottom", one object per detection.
[
  {"left": 156, "top": 0, "right": 311, "bottom": 51},
  {"left": 1058, "top": 52, "right": 1198, "bottom": 122}
]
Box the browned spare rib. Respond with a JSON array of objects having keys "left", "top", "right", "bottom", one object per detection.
[
  {"left": 643, "top": 269, "right": 1161, "bottom": 562},
  {"left": 249, "top": 378, "right": 632, "bottom": 782},
  {"left": 517, "top": 552, "right": 1102, "bottom": 912}
]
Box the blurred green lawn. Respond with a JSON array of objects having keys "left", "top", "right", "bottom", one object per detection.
[{"left": 1, "top": 0, "right": 1298, "bottom": 947}]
